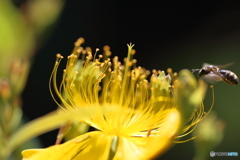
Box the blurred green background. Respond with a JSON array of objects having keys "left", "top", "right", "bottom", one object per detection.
[{"left": 3, "top": 0, "right": 238, "bottom": 159}]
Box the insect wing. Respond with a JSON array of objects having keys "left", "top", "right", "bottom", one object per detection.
[
  {"left": 202, "top": 63, "right": 215, "bottom": 68},
  {"left": 202, "top": 62, "right": 235, "bottom": 69},
  {"left": 217, "top": 62, "right": 235, "bottom": 69}
]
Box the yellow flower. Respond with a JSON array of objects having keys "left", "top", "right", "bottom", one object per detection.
[{"left": 22, "top": 38, "right": 211, "bottom": 160}]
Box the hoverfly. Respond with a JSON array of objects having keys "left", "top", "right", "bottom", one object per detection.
[{"left": 192, "top": 63, "right": 238, "bottom": 86}]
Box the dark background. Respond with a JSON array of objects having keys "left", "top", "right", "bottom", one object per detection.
[{"left": 22, "top": 1, "right": 240, "bottom": 159}]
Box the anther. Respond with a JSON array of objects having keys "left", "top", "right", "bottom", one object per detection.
[
  {"left": 85, "top": 47, "right": 92, "bottom": 52},
  {"left": 132, "top": 59, "right": 137, "bottom": 63},
  {"left": 82, "top": 50, "right": 86, "bottom": 54},
  {"left": 167, "top": 68, "right": 172, "bottom": 74},
  {"left": 105, "top": 51, "right": 112, "bottom": 56},
  {"left": 131, "top": 49, "right": 136, "bottom": 55},
  {"left": 152, "top": 69, "right": 157, "bottom": 74},
  {"left": 56, "top": 54, "right": 63, "bottom": 59},
  {"left": 77, "top": 47, "right": 83, "bottom": 53},
  {"left": 103, "top": 45, "right": 110, "bottom": 51},
  {"left": 74, "top": 37, "right": 85, "bottom": 47}
]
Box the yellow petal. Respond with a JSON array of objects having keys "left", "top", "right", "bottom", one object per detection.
[
  {"left": 9, "top": 106, "right": 118, "bottom": 154},
  {"left": 22, "top": 109, "right": 180, "bottom": 160},
  {"left": 22, "top": 134, "right": 90, "bottom": 160},
  {"left": 115, "top": 108, "right": 181, "bottom": 160}
]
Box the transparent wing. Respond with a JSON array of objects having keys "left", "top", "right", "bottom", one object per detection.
[
  {"left": 217, "top": 62, "right": 235, "bottom": 69},
  {"left": 202, "top": 62, "right": 235, "bottom": 69}
]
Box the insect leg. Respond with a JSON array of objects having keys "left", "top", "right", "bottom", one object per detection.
[{"left": 191, "top": 69, "right": 200, "bottom": 73}]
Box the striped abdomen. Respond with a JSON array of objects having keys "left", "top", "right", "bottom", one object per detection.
[{"left": 219, "top": 70, "right": 238, "bottom": 86}]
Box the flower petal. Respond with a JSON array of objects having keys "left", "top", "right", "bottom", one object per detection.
[
  {"left": 22, "top": 132, "right": 113, "bottom": 160},
  {"left": 115, "top": 108, "right": 181, "bottom": 160},
  {"left": 22, "top": 109, "right": 180, "bottom": 160},
  {"left": 22, "top": 134, "right": 90, "bottom": 160}
]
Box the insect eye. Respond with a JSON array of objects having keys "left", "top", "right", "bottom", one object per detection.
[{"left": 199, "top": 68, "right": 210, "bottom": 77}]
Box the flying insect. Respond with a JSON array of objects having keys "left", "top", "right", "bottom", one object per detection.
[{"left": 192, "top": 63, "right": 238, "bottom": 86}]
